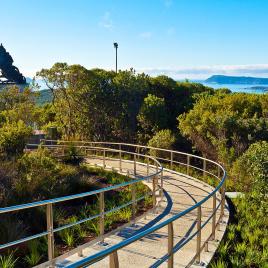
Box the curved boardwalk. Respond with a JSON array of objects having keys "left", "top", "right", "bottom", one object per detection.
[{"left": 53, "top": 157, "right": 229, "bottom": 268}]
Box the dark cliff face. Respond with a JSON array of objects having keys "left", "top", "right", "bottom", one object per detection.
[
  {"left": 0, "top": 43, "right": 26, "bottom": 84},
  {"left": 205, "top": 75, "right": 268, "bottom": 85}
]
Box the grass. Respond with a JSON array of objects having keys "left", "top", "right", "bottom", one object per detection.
[
  {"left": 24, "top": 240, "right": 42, "bottom": 266},
  {"left": 0, "top": 251, "right": 18, "bottom": 268}
]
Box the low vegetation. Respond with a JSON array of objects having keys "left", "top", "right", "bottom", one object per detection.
[
  {"left": 0, "top": 64, "right": 267, "bottom": 267},
  {"left": 209, "top": 142, "right": 268, "bottom": 267},
  {"left": 0, "top": 146, "right": 152, "bottom": 267}
]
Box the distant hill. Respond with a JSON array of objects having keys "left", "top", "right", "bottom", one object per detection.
[
  {"left": 36, "top": 89, "right": 52, "bottom": 105},
  {"left": 205, "top": 75, "right": 268, "bottom": 84}
]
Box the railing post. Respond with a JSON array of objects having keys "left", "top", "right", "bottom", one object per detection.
[
  {"left": 160, "top": 169, "right": 164, "bottom": 198},
  {"left": 203, "top": 159, "right": 206, "bottom": 178},
  {"left": 218, "top": 165, "right": 221, "bottom": 178},
  {"left": 103, "top": 149, "right": 106, "bottom": 168},
  {"left": 156, "top": 165, "right": 159, "bottom": 197},
  {"left": 211, "top": 193, "right": 216, "bottom": 240},
  {"left": 119, "top": 144, "right": 122, "bottom": 172},
  {"left": 152, "top": 176, "right": 157, "bottom": 209},
  {"left": 187, "top": 155, "right": 190, "bottom": 175},
  {"left": 168, "top": 222, "right": 174, "bottom": 268},
  {"left": 196, "top": 206, "right": 202, "bottom": 264},
  {"left": 131, "top": 183, "right": 136, "bottom": 221},
  {"left": 147, "top": 157, "right": 149, "bottom": 176},
  {"left": 109, "top": 251, "right": 119, "bottom": 268},
  {"left": 170, "top": 151, "right": 173, "bottom": 169},
  {"left": 99, "top": 192, "right": 105, "bottom": 241},
  {"left": 134, "top": 154, "right": 137, "bottom": 175},
  {"left": 220, "top": 181, "right": 225, "bottom": 220},
  {"left": 137, "top": 147, "right": 140, "bottom": 160},
  {"left": 46, "top": 203, "right": 54, "bottom": 267}
]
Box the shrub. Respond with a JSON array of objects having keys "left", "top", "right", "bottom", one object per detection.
[
  {"left": 137, "top": 94, "right": 168, "bottom": 141},
  {"left": 59, "top": 228, "right": 76, "bottom": 248},
  {"left": 24, "top": 240, "right": 42, "bottom": 266},
  {"left": 0, "top": 120, "right": 32, "bottom": 157},
  {"left": 148, "top": 129, "right": 176, "bottom": 158},
  {"left": 230, "top": 141, "right": 268, "bottom": 192},
  {"left": 15, "top": 148, "right": 59, "bottom": 200},
  {"left": 62, "top": 144, "right": 84, "bottom": 165}
]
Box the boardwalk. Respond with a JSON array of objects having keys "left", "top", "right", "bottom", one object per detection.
[{"left": 52, "top": 156, "right": 229, "bottom": 268}]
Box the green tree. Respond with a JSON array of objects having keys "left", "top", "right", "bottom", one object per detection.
[
  {"left": 0, "top": 85, "right": 38, "bottom": 127},
  {"left": 137, "top": 94, "right": 168, "bottom": 141},
  {"left": 178, "top": 93, "right": 268, "bottom": 166},
  {"left": 148, "top": 129, "right": 176, "bottom": 158},
  {"left": 0, "top": 120, "right": 32, "bottom": 157},
  {"left": 231, "top": 141, "right": 268, "bottom": 192}
]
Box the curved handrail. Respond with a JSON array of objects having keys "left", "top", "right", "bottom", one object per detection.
[
  {"left": 59, "top": 143, "right": 227, "bottom": 268},
  {"left": 0, "top": 141, "right": 227, "bottom": 268},
  {"left": 0, "top": 145, "right": 162, "bottom": 252}
]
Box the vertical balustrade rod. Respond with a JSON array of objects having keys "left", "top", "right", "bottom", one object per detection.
[
  {"left": 220, "top": 181, "right": 225, "bottom": 220},
  {"left": 103, "top": 149, "right": 106, "bottom": 168},
  {"left": 203, "top": 159, "right": 206, "bottom": 178},
  {"left": 109, "top": 251, "right": 119, "bottom": 268},
  {"left": 147, "top": 157, "right": 149, "bottom": 176},
  {"left": 156, "top": 165, "right": 159, "bottom": 197},
  {"left": 99, "top": 192, "right": 105, "bottom": 241},
  {"left": 152, "top": 176, "right": 157, "bottom": 208},
  {"left": 46, "top": 203, "right": 54, "bottom": 267},
  {"left": 218, "top": 165, "right": 221, "bottom": 178},
  {"left": 131, "top": 184, "right": 136, "bottom": 220},
  {"left": 119, "top": 144, "right": 122, "bottom": 172},
  {"left": 170, "top": 151, "right": 173, "bottom": 169},
  {"left": 137, "top": 147, "right": 140, "bottom": 160},
  {"left": 168, "top": 222, "right": 174, "bottom": 268},
  {"left": 211, "top": 194, "right": 216, "bottom": 240},
  {"left": 196, "top": 206, "right": 202, "bottom": 263},
  {"left": 160, "top": 169, "right": 164, "bottom": 198},
  {"left": 187, "top": 155, "right": 190, "bottom": 175},
  {"left": 134, "top": 154, "right": 137, "bottom": 175}
]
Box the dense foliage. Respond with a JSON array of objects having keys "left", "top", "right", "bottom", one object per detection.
[
  {"left": 179, "top": 93, "right": 268, "bottom": 167},
  {"left": 210, "top": 142, "right": 268, "bottom": 268},
  {"left": 0, "top": 147, "right": 152, "bottom": 267},
  {"left": 37, "top": 63, "right": 212, "bottom": 144},
  {"left": 0, "top": 63, "right": 267, "bottom": 267}
]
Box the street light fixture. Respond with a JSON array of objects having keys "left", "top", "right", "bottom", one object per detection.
[{"left": 113, "top": 42, "right": 118, "bottom": 73}]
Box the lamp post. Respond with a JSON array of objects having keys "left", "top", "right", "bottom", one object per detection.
[{"left": 113, "top": 42, "right": 118, "bottom": 73}]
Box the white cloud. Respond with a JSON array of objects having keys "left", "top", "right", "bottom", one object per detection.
[
  {"left": 136, "top": 64, "right": 268, "bottom": 80},
  {"left": 99, "top": 11, "right": 114, "bottom": 30},
  {"left": 139, "top": 32, "right": 152, "bottom": 39}
]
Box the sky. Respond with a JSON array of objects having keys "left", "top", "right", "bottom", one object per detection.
[{"left": 1, "top": 0, "right": 268, "bottom": 79}]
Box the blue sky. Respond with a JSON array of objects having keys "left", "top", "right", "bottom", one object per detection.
[{"left": 1, "top": 0, "right": 268, "bottom": 79}]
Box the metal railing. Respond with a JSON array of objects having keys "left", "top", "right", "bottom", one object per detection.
[{"left": 0, "top": 140, "right": 227, "bottom": 268}]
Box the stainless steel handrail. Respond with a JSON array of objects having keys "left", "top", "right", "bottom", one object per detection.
[
  {"left": 45, "top": 141, "right": 226, "bottom": 268},
  {"left": 0, "top": 144, "right": 162, "bottom": 262},
  {"left": 0, "top": 141, "right": 227, "bottom": 268}
]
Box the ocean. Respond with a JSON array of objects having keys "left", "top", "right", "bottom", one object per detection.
[{"left": 198, "top": 82, "right": 268, "bottom": 94}]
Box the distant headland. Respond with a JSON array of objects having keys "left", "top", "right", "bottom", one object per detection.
[
  {"left": 205, "top": 75, "right": 268, "bottom": 85},
  {"left": 0, "top": 43, "right": 26, "bottom": 85}
]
